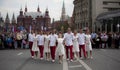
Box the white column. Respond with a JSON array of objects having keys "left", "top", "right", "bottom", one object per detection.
[
  {"left": 100, "top": 24, "right": 102, "bottom": 32},
  {"left": 117, "top": 24, "right": 120, "bottom": 32},
  {"left": 111, "top": 23, "right": 113, "bottom": 32},
  {"left": 105, "top": 24, "right": 107, "bottom": 32}
]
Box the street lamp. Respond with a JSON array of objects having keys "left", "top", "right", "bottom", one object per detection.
[{"left": 117, "top": 24, "right": 120, "bottom": 32}]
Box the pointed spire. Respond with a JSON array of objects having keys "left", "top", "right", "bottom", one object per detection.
[
  {"left": 45, "top": 6, "right": 49, "bottom": 13},
  {"left": 20, "top": 5, "right": 23, "bottom": 16},
  {"left": 25, "top": 4, "right": 27, "bottom": 12},
  {"left": 5, "top": 12, "right": 10, "bottom": 23},
  {"left": 37, "top": 5, "right": 40, "bottom": 12},
  {"left": 20, "top": 5, "right": 22, "bottom": 11},
  {"left": 63, "top": 0, "right": 65, "bottom": 9},
  {"left": 60, "top": 0, "right": 66, "bottom": 21},
  {"left": 12, "top": 13, "right": 16, "bottom": 24},
  {"left": 46, "top": 6, "right": 48, "bottom": 11}
]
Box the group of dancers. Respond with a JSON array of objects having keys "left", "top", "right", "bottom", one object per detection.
[{"left": 28, "top": 28, "right": 93, "bottom": 64}]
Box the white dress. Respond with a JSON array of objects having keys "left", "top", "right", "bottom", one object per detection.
[
  {"left": 85, "top": 34, "right": 92, "bottom": 51},
  {"left": 32, "top": 34, "right": 39, "bottom": 51},
  {"left": 73, "top": 35, "right": 79, "bottom": 52},
  {"left": 44, "top": 35, "right": 50, "bottom": 53},
  {"left": 56, "top": 38, "right": 65, "bottom": 55}
]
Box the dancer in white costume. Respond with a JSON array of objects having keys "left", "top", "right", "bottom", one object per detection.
[
  {"left": 32, "top": 31, "right": 39, "bottom": 59},
  {"left": 56, "top": 33, "right": 65, "bottom": 64},
  {"left": 85, "top": 29, "right": 93, "bottom": 59},
  {"left": 44, "top": 32, "right": 50, "bottom": 60},
  {"left": 73, "top": 30, "right": 79, "bottom": 59}
]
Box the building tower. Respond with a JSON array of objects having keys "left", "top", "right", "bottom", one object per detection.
[
  {"left": 12, "top": 13, "right": 16, "bottom": 24},
  {"left": 5, "top": 13, "right": 10, "bottom": 32},
  {"left": 5, "top": 13, "right": 10, "bottom": 24},
  {"left": 45, "top": 7, "right": 51, "bottom": 30},
  {"left": 60, "top": 0, "right": 66, "bottom": 21},
  {"left": 37, "top": 5, "right": 40, "bottom": 12}
]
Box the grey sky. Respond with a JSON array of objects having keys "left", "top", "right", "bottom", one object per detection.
[{"left": 0, "top": 0, "right": 74, "bottom": 21}]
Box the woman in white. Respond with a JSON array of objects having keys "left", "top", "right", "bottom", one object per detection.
[
  {"left": 56, "top": 33, "right": 65, "bottom": 64},
  {"left": 44, "top": 32, "right": 50, "bottom": 61},
  {"left": 32, "top": 31, "right": 39, "bottom": 59},
  {"left": 73, "top": 30, "right": 79, "bottom": 59},
  {"left": 85, "top": 29, "right": 93, "bottom": 59}
]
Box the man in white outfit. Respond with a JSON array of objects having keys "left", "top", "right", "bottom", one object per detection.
[
  {"left": 64, "top": 28, "right": 74, "bottom": 61},
  {"left": 48, "top": 30, "right": 58, "bottom": 62},
  {"left": 78, "top": 29, "right": 87, "bottom": 59},
  {"left": 37, "top": 31, "right": 45, "bottom": 60},
  {"left": 28, "top": 30, "right": 34, "bottom": 58}
]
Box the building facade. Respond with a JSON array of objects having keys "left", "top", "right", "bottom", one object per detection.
[
  {"left": 17, "top": 5, "right": 51, "bottom": 31},
  {"left": 73, "top": 0, "right": 120, "bottom": 32},
  {"left": 73, "top": 0, "right": 92, "bottom": 30}
]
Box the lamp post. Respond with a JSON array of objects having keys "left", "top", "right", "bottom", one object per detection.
[{"left": 117, "top": 24, "right": 120, "bottom": 32}]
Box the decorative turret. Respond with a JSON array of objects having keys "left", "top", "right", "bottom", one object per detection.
[
  {"left": 45, "top": 7, "right": 49, "bottom": 17},
  {"left": 20, "top": 7, "right": 23, "bottom": 16}
]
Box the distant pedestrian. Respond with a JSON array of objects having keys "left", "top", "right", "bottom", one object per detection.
[
  {"left": 114, "top": 33, "right": 120, "bottom": 49},
  {"left": 16, "top": 32, "right": 22, "bottom": 48},
  {"left": 107, "top": 33, "right": 112, "bottom": 48},
  {"left": 101, "top": 32, "right": 108, "bottom": 48},
  {"left": 91, "top": 32, "right": 97, "bottom": 48},
  {"left": 95, "top": 33, "right": 101, "bottom": 48}
]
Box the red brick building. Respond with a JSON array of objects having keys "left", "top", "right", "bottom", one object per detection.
[{"left": 17, "top": 5, "right": 51, "bottom": 31}]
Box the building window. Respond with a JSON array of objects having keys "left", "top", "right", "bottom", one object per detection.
[{"left": 103, "top": 1, "right": 108, "bottom": 5}]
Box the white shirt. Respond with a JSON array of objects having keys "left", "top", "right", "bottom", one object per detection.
[
  {"left": 37, "top": 35, "right": 45, "bottom": 45},
  {"left": 64, "top": 33, "right": 73, "bottom": 46},
  {"left": 28, "top": 33, "right": 34, "bottom": 42},
  {"left": 78, "top": 33, "right": 85, "bottom": 45},
  {"left": 49, "top": 34, "right": 58, "bottom": 46}
]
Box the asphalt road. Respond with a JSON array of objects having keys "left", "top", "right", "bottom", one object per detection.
[{"left": 0, "top": 49, "right": 120, "bottom": 70}]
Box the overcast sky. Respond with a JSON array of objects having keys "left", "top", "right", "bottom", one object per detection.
[{"left": 0, "top": 0, "right": 74, "bottom": 21}]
